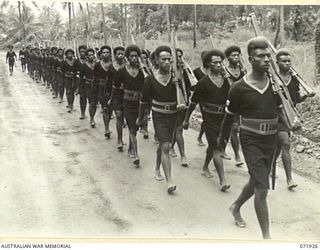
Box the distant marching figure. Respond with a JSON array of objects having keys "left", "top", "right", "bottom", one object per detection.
[
  {"left": 6, "top": 45, "right": 17, "bottom": 76},
  {"left": 19, "top": 45, "right": 27, "bottom": 73}
]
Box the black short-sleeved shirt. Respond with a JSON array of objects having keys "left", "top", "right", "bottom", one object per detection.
[
  {"left": 6, "top": 51, "right": 16, "bottom": 63},
  {"left": 75, "top": 58, "right": 86, "bottom": 76},
  {"left": 284, "top": 75, "right": 301, "bottom": 106},
  {"left": 226, "top": 77, "right": 280, "bottom": 119},
  {"left": 193, "top": 67, "right": 207, "bottom": 81},
  {"left": 191, "top": 75, "right": 230, "bottom": 123},
  {"left": 61, "top": 59, "right": 77, "bottom": 77},
  {"left": 114, "top": 67, "right": 145, "bottom": 108},
  {"left": 141, "top": 74, "right": 176, "bottom": 104},
  {"left": 54, "top": 58, "right": 63, "bottom": 71},
  {"left": 93, "top": 61, "right": 116, "bottom": 92},
  {"left": 225, "top": 66, "right": 246, "bottom": 83},
  {"left": 19, "top": 50, "right": 27, "bottom": 60},
  {"left": 80, "top": 62, "right": 95, "bottom": 80}
]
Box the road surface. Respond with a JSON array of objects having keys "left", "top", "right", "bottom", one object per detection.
[{"left": 0, "top": 53, "right": 319, "bottom": 241}]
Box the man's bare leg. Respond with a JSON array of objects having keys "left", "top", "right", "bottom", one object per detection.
[
  {"left": 155, "top": 145, "right": 164, "bottom": 181},
  {"left": 278, "top": 132, "right": 297, "bottom": 189},
  {"left": 115, "top": 110, "right": 124, "bottom": 150},
  {"left": 202, "top": 145, "right": 214, "bottom": 178},
  {"left": 197, "top": 122, "right": 206, "bottom": 146},
  {"left": 230, "top": 124, "right": 243, "bottom": 166},
  {"left": 175, "top": 126, "right": 188, "bottom": 167},
  {"left": 212, "top": 150, "right": 230, "bottom": 191},
  {"left": 229, "top": 180, "right": 255, "bottom": 228},
  {"left": 129, "top": 130, "right": 139, "bottom": 166},
  {"left": 89, "top": 102, "right": 97, "bottom": 127},
  {"left": 254, "top": 187, "right": 271, "bottom": 239},
  {"left": 103, "top": 107, "right": 111, "bottom": 138},
  {"left": 161, "top": 142, "right": 176, "bottom": 193}
]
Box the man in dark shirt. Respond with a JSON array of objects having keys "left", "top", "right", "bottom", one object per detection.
[
  {"left": 193, "top": 50, "right": 208, "bottom": 147},
  {"left": 114, "top": 45, "right": 145, "bottom": 165},
  {"left": 6, "top": 45, "right": 17, "bottom": 76},
  {"left": 93, "top": 45, "right": 115, "bottom": 138},
  {"left": 54, "top": 48, "right": 64, "bottom": 102},
  {"left": 218, "top": 37, "right": 281, "bottom": 239},
  {"left": 79, "top": 48, "right": 98, "bottom": 128},
  {"left": 61, "top": 48, "right": 77, "bottom": 113},
  {"left": 183, "top": 49, "right": 231, "bottom": 192},
  {"left": 223, "top": 46, "right": 247, "bottom": 166},
  {"left": 109, "top": 46, "right": 126, "bottom": 151},
  {"left": 75, "top": 45, "right": 88, "bottom": 119},
  {"left": 274, "top": 49, "right": 311, "bottom": 190},
  {"left": 19, "top": 45, "right": 27, "bottom": 73},
  {"left": 137, "top": 46, "right": 177, "bottom": 194}
]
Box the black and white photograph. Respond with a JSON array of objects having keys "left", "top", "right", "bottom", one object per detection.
[{"left": 0, "top": 0, "right": 319, "bottom": 245}]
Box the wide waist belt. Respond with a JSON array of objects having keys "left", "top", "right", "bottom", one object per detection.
[
  {"left": 124, "top": 90, "right": 141, "bottom": 101},
  {"left": 203, "top": 102, "right": 225, "bottom": 114},
  {"left": 85, "top": 78, "right": 94, "bottom": 84},
  {"left": 64, "top": 71, "right": 74, "bottom": 78},
  {"left": 152, "top": 100, "right": 177, "bottom": 114},
  {"left": 240, "top": 117, "right": 278, "bottom": 135},
  {"left": 98, "top": 78, "right": 108, "bottom": 86}
]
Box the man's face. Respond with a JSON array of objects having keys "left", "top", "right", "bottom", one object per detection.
[
  {"left": 277, "top": 55, "right": 291, "bottom": 72},
  {"left": 79, "top": 48, "right": 86, "bottom": 59},
  {"left": 128, "top": 51, "right": 139, "bottom": 66},
  {"left": 115, "top": 50, "right": 124, "bottom": 62},
  {"left": 87, "top": 51, "right": 95, "bottom": 62},
  {"left": 52, "top": 49, "right": 57, "bottom": 56},
  {"left": 141, "top": 53, "right": 148, "bottom": 64},
  {"left": 228, "top": 51, "right": 240, "bottom": 65},
  {"left": 101, "top": 49, "right": 110, "bottom": 61},
  {"left": 66, "top": 52, "right": 74, "bottom": 60},
  {"left": 57, "top": 50, "right": 63, "bottom": 58},
  {"left": 249, "top": 48, "right": 271, "bottom": 73},
  {"left": 156, "top": 51, "right": 172, "bottom": 72},
  {"left": 209, "top": 55, "right": 222, "bottom": 74}
]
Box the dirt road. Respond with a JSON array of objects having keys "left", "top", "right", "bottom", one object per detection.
[{"left": 0, "top": 54, "right": 319, "bottom": 241}]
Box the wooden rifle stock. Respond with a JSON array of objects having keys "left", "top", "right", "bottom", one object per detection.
[
  {"left": 171, "top": 30, "right": 188, "bottom": 110},
  {"left": 173, "top": 36, "right": 197, "bottom": 88},
  {"left": 250, "top": 12, "right": 315, "bottom": 97}
]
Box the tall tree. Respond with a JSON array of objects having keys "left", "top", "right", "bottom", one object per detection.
[
  {"left": 315, "top": 20, "right": 320, "bottom": 85},
  {"left": 274, "top": 5, "right": 285, "bottom": 48}
]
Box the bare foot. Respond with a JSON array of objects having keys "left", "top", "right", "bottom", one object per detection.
[
  {"left": 229, "top": 204, "right": 246, "bottom": 228},
  {"left": 287, "top": 180, "right": 298, "bottom": 190},
  {"left": 167, "top": 184, "right": 177, "bottom": 194},
  {"left": 154, "top": 171, "right": 165, "bottom": 181},
  {"left": 220, "top": 183, "right": 231, "bottom": 192},
  {"left": 201, "top": 170, "right": 214, "bottom": 178},
  {"left": 181, "top": 156, "right": 189, "bottom": 167}
]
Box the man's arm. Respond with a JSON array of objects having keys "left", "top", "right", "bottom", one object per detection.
[
  {"left": 218, "top": 113, "right": 235, "bottom": 150},
  {"left": 137, "top": 77, "right": 151, "bottom": 126},
  {"left": 182, "top": 102, "right": 197, "bottom": 129}
]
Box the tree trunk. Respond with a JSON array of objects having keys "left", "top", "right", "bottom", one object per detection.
[
  {"left": 274, "top": 5, "right": 284, "bottom": 48},
  {"left": 120, "top": 4, "right": 124, "bottom": 40},
  {"left": 86, "top": 3, "right": 93, "bottom": 47},
  {"left": 166, "top": 4, "right": 170, "bottom": 42},
  {"left": 124, "top": 3, "right": 128, "bottom": 44},
  {"left": 137, "top": 4, "right": 141, "bottom": 34},
  {"left": 193, "top": 5, "right": 197, "bottom": 48},
  {"left": 100, "top": 3, "right": 107, "bottom": 45},
  {"left": 68, "top": 2, "right": 72, "bottom": 41},
  {"left": 315, "top": 21, "right": 320, "bottom": 85},
  {"left": 22, "top": 1, "right": 26, "bottom": 42},
  {"left": 17, "top": 1, "right": 23, "bottom": 40}
]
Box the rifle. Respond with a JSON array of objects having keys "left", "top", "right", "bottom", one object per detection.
[
  {"left": 171, "top": 30, "right": 188, "bottom": 110},
  {"left": 249, "top": 13, "right": 301, "bottom": 131},
  {"left": 209, "top": 34, "right": 233, "bottom": 86},
  {"left": 250, "top": 13, "right": 315, "bottom": 97},
  {"left": 131, "top": 34, "right": 151, "bottom": 78},
  {"left": 174, "top": 36, "right": 197, "bottom": 89},
  {"left": 118, "top": 33, "right": 124, "bottom": 47}
]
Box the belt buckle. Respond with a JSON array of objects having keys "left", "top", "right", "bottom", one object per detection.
[
  {"left": 259, "top": 123, "right": 271, "bottom": 132},
  {"left": 164, "top": 105, "right": 170, "bottom": 111},
  {"left": 217, "top": 106, "right": 223, "bottom": 113},
  {"left": 133, "top": 93, "right": 139, "bottom": 99}
]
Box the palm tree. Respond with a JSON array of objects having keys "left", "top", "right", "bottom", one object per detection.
[{"left": 6, "top": 5, "right": 43, "bottom": 43}]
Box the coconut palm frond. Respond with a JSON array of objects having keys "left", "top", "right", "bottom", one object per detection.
[{"left": 31, "top": 1, "right": 40, "bottom": 11}]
